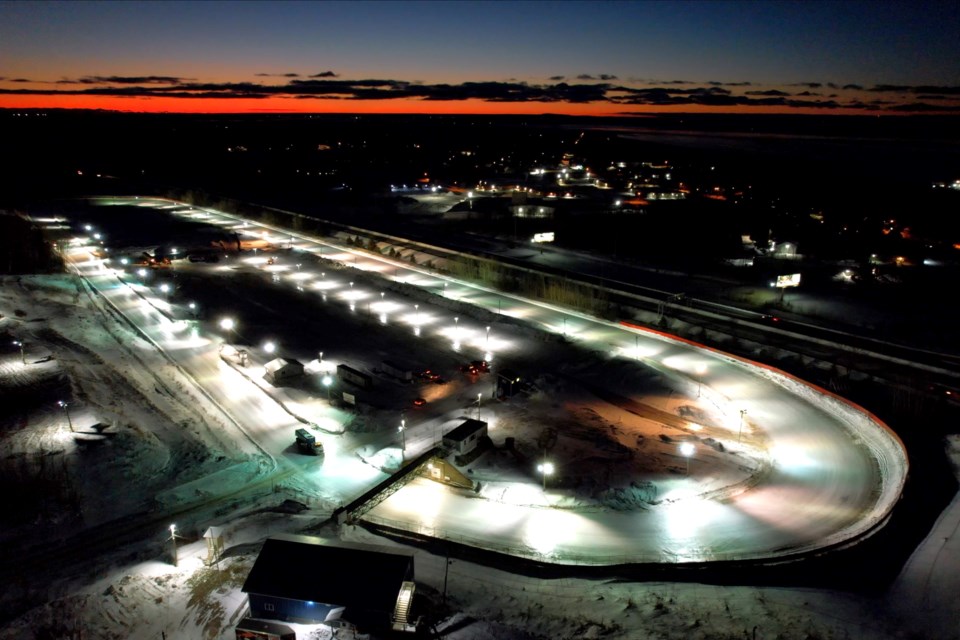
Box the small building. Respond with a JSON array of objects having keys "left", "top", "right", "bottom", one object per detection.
[
  {"left": 241, "top": 534, "right": 416, "bottom": 632},
  {"left": 381, "top": 359, "right": 413, "bottom": 382},
  {"left": 496, "top": 369, "right": 523, "bottom": 398},
  {"left": 337, "top": 363, "right": 372, "bottom": 389},
  {"left": 263, "top": 358, "right": 304, "bottom": 386},
  {"left": 442, "top": 419, "right": 488, "bottom": 456}
]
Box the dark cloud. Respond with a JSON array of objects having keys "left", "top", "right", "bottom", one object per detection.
[
  {"left": 870, "top": 84, "right": 960, "bottom": 94},
  {"left": 549, "top": 75, "right": 565, "bottom": 81},
  {"left": 788, "top": 82, "right": 821, "bottom": 88},
  {"left": 72, "top": 75, "right": 185, "bottom": 85},
  {"left": 796, "top": 91, "right": 821, "bottom": 97},
  {"left": 310, "top": 70, "right": 339, "bottom": 78},
  {"left": 746, "top": 89, "right": 791, "bottom": 96},
  {"left": 11, "top": 78, "right": 32, "bottom": 83},
  {"left": 708, "top": 81, "right": 752, "bottom": 87},
  {"left": 256, "top": 72, "right": 301, "bottom": 78},
  {"left": 842, "top": 84, "right": 863, "bottom": 91},
  {"left": 574, "top": 73, "right": 618, "bottom": 81},
  {"left": 2, "top": 74, "right": 957, "bottom": 113}
]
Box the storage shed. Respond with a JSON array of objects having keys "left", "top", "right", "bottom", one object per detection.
[
  {"left": 263, "top": 358, "right": 304, "bottom": 386},
  {"left": 241, "top": 534, "right": 416, "bottom": 632},
  {"left": 442, "top": 419, "right": 488, "bottom": 456}
]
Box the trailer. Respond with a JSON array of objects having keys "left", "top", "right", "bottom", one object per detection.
[
  {"left": 382, "top": 359, "right": 413, "bottom": 382},
  {"left": 337, "top": 363, "right": 372, "bottom": 389}
]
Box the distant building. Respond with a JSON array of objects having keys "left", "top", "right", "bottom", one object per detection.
[
  {"left": 496, "top": 369, "right": 523, "bottom": 398},
  {"left": 381, "top": 359, "right": 413, "bottom": 382},
  {"left": 337, "top": 363, "right": 373, "bottom": 389},
  {"left": 241, "top": 534, "right": 416, "bottom": 633},
  {"left": 442, "top": 419, "right": 488, "bottom": 456},
  {"left": 263, "top": 358, "right": 303, "bottom": 386}
]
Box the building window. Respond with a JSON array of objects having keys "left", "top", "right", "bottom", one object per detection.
[{"left": 264, "top": 603, "right": 275, "bottom": 612}]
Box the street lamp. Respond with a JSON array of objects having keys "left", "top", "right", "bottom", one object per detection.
[
  {"left": 679, "top": 442, "right": 694, "bottom": 475},
  {"left": 296, "top": 263, "right": 302, "bottom": 271},
  {"left": 219, "top": 317, "right": 236, "bottom": 343},
  {"left": 476, "top": 393, "right": 482, "bottom": 421},
  {"left": 486, "top": 326, "right": 490, "bottom": 348},
  {"left": 322, "top": 375, "right": 332, "bottom": 400},
  {"left": 263, "top": 341, "right": 276, "bottom": 354},
  {"left": 169, "top": 524, "right": 178, "bottom": 567},
  {"left": 537, "top": 460, "right": 554, "bottom": 490},
  {"left": 12, "top": 340, "right": 25, "bottom": 365},
  {"left": 415, "top": 304, "right": 420, "bottom": 324},
  {"left": 58, "top": 400, "right": 73, "bottom": 432},
  {"left": 188, "top": 302, "right": 198, "bottom": 318},
  {"left": 696, "top": 364, "right": 707, "bottom": 398},
  {"left": 399, "top": 419, "right": 406, "bottom": 459},
  {"left": 739, "top": 409, "right": 747, "bottom": 444}
]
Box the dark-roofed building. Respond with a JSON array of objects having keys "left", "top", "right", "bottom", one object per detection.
[
  {"left": 442, "top": 419, "right": 487, "bottom": 456},
  {"left": 263, "top": 358, "right": 304, "bottom": 386},
  {"left": 241, "top": 534, "right": 416, "bottom": 632}
]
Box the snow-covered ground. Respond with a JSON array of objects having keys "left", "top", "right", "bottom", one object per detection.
[{"left": 0, "top": 198, "right": 955, "bottom": 639}]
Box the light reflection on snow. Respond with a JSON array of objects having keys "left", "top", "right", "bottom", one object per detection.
[
  {"left": 523, "top": 508, "right": 571, "bottom": 557},
  {"left": 770, "top": 445, "right": 818, "bottom": 470}
]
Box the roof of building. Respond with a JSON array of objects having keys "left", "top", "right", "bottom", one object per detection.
[
  {"left": 264, "top": 358, "right": 303, "bottom": 374},
  {"left": 241, "top": 534, "right": 414, "bottom": 612},
  {"left": 443, "top": 419, "right": 488, "bottom": 443}
]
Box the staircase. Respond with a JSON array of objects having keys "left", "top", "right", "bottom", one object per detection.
[{"left": 391, "top": 581, "right": 416, "bottom": 632}]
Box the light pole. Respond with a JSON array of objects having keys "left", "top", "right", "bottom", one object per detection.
[
  {"left": 454, "top": 317, "right": 459, "bottom": 333},
  {"left": 58, "top": 400, "right": 73, "bottom": 432},
  {"left": 322, "top": 375, "right": 332, "bottom": 400},
  {"left": 169, "top": 524, "right": 178, "bottom": 567},
  {"left": 12, "top": 340, "right": 25, "bottom": 365},
  {"left": 476, "top": 393, "right": 482, "bottom": 421},
  {"left": 399, "top": 419, "right": 406, "bottom": 460},
  {"left": 537, "top": 459, "right": 554, "bottom": 490},
  {"left": 486, "top": 326, "right": 490, "bottom": 348},
  {"left": 188, "top": 302, "right": 198, "bottom": 318},
  {"left": 219, "top": 317, "right": 236, "bottom": 343},
  {"left": 739, "top": 409, "right": 747, "bottom": 444},
  {"left": 680, "top": 442, "right": 694, "bottom": 475},
  {"left": 696, "top": 365, "right": 707, "bottom": 398},
  {"left": 318, "top": 351, "right": 324, "bottom": 367},
  {"left": 415, "top": 304, "right": 419, "bottom": 324}
]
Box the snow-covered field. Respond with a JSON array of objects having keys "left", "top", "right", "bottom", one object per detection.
[{"left": 0, "top": 199, "right": 956, "bottom": 639}]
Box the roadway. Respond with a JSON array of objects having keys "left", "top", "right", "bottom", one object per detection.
[{"left": 61, "top": 196, "right": 908, "bottom": 565}]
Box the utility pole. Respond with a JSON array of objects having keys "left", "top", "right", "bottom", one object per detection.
[{"left": 169, "top": 524, "right": 178, "bottom": 567}]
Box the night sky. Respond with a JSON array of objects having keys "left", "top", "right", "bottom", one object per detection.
[{"left": 2, "top": 0, "right": 958, "bottom": 114}]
